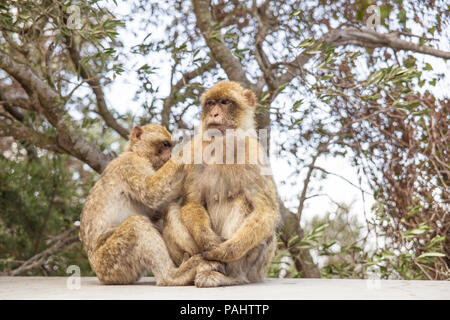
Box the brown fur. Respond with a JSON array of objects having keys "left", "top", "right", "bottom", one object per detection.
[
  {"left": 80, "top": 124, "right": 214, "bottom": 285},
  {"left": 163, "top": 81, "right": 280, "bottom": 287}
]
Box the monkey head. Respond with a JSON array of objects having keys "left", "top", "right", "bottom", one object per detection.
[
  {"left": 201, "top": 81, "right": 256, "bottom": 133},
  {"left": 127, "top": 124, "right": 173, "bottom": 170}
]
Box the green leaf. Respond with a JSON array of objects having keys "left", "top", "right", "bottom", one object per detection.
[
  {"left": 350, "top": 52, "right": 362, "bottom": 61},
  {"left": 260, "top": 92, "right": 271, "bottom": 102},
  {"left": 428, "top": 26, "right": 436, "bottom": 35},
  {"left": 408, "top": 229, "right": 426, "bottom": 235},
  {"left": 290, "top": 9, "right": 302, "bottom": 18},
  {"left": 313, "top": 223, "right": 329, "bottom": 234},
  {"left": 424, "top": 63, "right": 433, "bottom": 71},
  {"left": 395, "top": 107, "right": 409, "bottom": 114},
  {"left": 405, "top": 205, "right": 421, "bottom": 220},
  {"left": 417, "top": 252, "right": 445, "bottom": 259},
  {"left": 319, "top": 74, "right": 333, "bottom": 81},
  {"left": 367, "top": 70, "right": 385, "bottom": 85},
  {"left": 288, "top": 235, "right": 299, "bottom": 247},
  {"left": 297, "top": 38, "right": 314, "bottom": 48},
  {"left": 289, "top": 118, "right": 303, "bottom": 129},
  {"left": 277, "top": 82, "right": 289, "bottom": 93},
  {"left": 366, "top": 93, "right": 381, "bottom": 101},
  {"left": 398, "top": 9, "right": 407, "bottom": 26},
  {"left": 315, "top": 61, "right": 329, "bottom": 71},
  {"left": 322, "top": 241, "right": 336, "bottom": 250},
  {"left": 374, "top": 187, "right": 381, "bottom": 199},
  {"left": 306, "top": 49, "right": 321, "bottom": 55},
  {"left": 292, "top": 100, "right": 303, "bottom": 112},
  {"left": 404, "top": 223, "right": 431, "bottom": 238},
  {"left": 426, "top": 236, "right": 446, "bottom": 248},
  {"left": 406, "top": 101, "right": 421, "bottom": 109},
  {"left": 233, "top": 51, "right": 244, "bottom": 60}
]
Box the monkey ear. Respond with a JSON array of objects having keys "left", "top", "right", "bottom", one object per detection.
[
  {"left": 243, "top": 89, "right": 256, "bottom": 108},
  {"left": 131, "top": 126, "right": 143, "bottom": 143}
]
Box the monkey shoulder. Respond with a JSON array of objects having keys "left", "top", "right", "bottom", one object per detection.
[
  {"left": 80, "top": 153, "right": 154, "bottom": 236},
  {"left": 110, "top": 152, "right": 154, "bottom": 172}
]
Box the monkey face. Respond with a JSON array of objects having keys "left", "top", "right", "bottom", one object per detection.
[
  {"left": 142, "top": 136, "right": 173, "bottom": 170},
  {"left": 203, "top": 98, "right": 238, "bottom": 131},
  {"left": 201, "top": 81, "right": 257, "bottom": 133},
  {"left": 129, "top": 124, "right": 173, "bottom": 170},
  {"left": 153, "top": 139, "right": 173, "bottom": 169}
]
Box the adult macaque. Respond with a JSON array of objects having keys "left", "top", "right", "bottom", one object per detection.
[
  {"left": 163, "top": 81, "right": 280, "bottom": 287},
  {"left": 80, "top": 124, "right": 209, "bottom": 285}
]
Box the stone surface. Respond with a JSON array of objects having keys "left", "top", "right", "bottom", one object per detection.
[{"left": 0, "top": 277, "right": 449, "bottom": 300}]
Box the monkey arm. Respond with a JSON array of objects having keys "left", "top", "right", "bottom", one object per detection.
[
  {"left": 203, "top": 185, "right": 279, "bottom": 263},
  {"left": 180, "top": 201, "right": 224, "bottom": 251},
  {"left": 123, "top": 158, "right": 184, "bottom": 209}
]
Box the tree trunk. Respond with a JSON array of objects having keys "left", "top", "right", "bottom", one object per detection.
[{"left": 278, "top": 198, "right": 321, "bottom": 278}]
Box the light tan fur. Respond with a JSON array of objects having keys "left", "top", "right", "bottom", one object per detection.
[
  {"left": 80, "top": 124, "right": 213, "bottom": 285},
  {"left": 163, "top": 81, "right": 280, "bottom": 287}
]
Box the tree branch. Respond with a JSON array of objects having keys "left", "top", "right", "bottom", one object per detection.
[
  {"left": 6, "top": 226, "right": 79, "bottom": 276},
  {"left": 278, "top": 198, "right": 321, "bottom": 278},
  {"left": 161, "top": 59, "right": 216, "bottom": 128},
  {"left": 0, "top": 51, "right": 113, "bottom": 172},
  {"left": 251, "top": 0, "right": 275, "bottom": 91},
  {"left": 312, "top": 166, "right": 373, "bottom": 195},
  {"left": 192, "top": 0, "right": 254, "bottom": 90},
  {"left": 323, "top": 28, "right": 450, "bottom": 59},
  {"left": 277, "top": 27, "right": 450, "bottom": 89},
  {"left": 296, "top": 151, "right": 321, "bottom": 221},
  {"left": 0, "top": 94, "right": 32, "bottom": 111},
  {"left": 0, "top": 110, "right": 64, "bottom": 154},
  {"left": 65, "top": 36, "right": 130, "bottom": 139}
]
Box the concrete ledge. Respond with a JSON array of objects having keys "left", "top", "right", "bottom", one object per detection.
[{"left": 0, "top": 277, "right": 449, "bottom": 300}]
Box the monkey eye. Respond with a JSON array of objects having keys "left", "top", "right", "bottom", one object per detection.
[
  {"left": 162, "top": 141, "right": 172, "bottom": 148},
  {"left": 205, "top": 99, "right": 216, "bottom": 107},
  {"left": 220, "top": 99, "right": 231, "bottom": 105}
]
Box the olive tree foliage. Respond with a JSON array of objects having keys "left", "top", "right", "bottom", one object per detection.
[{"left": 0, "top": 0, "right": 448, "bottom": 279}]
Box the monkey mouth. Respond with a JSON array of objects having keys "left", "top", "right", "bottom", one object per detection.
[
  {"left": 207, "top": 119, "right": 223, "bottom": 125},
  {"left": 207, "top": 123, "right": 227, "bottom": 131},
  {"left": 207, "top": 120, "right": 236, "bottom": 128}
]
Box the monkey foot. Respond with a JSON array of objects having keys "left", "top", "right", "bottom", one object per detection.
[
  {"left": 197, "top": 260, "right": 225, "bottom": 274},
  {"left": 194, "top": 270, "right": 225, "bottom": 288}
]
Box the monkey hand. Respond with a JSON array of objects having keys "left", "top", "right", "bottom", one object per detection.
[
  {"left": 198, "top": 230, "right": 225, "bottom": 252},
  {"left": 182, "top": 252, "right": 191, "bottom": 263},
  {"left": 197, "top": 259, "right": 226, "bottom": 274},
  {"left": 202, "top": 240, "right": 239, "bottom": 263},
  {"left": 202, "top": 233, "right": 226, "bottom": 251}
]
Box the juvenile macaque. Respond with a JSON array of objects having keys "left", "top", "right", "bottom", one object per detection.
[
  {"left": 163, "top": 82, "right": 280, "bottom": 287},
  {"left": 80, "top": 124, "right": 206, "bottom": 285}
]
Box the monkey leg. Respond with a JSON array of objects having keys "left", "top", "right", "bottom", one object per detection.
[
  {"left": 163, "top": 204, "right": 225, "bottom": 276},
  {"left": 245, "top": 235, "right": 277, "bottom": 283},
  {"left": 180, "top": 201, "right": 224, "bottom": 251},
  {"left": 194, "top": 270, "right": 249, "bottom": 288},
  {"left": 194, "top": 258, "right": 249, "bottom": 288},
  {"left": 195, "top": 236, "right": 277, "bottom": 287},
  {"left": 163, "top": 203, "right": 202, "bottom": 265},
  {"left": 202, "top": 191, "right": 278, "bottom": 263},
  {"left": 90, "top": 215, "right": 201, "bottom": 286}
]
